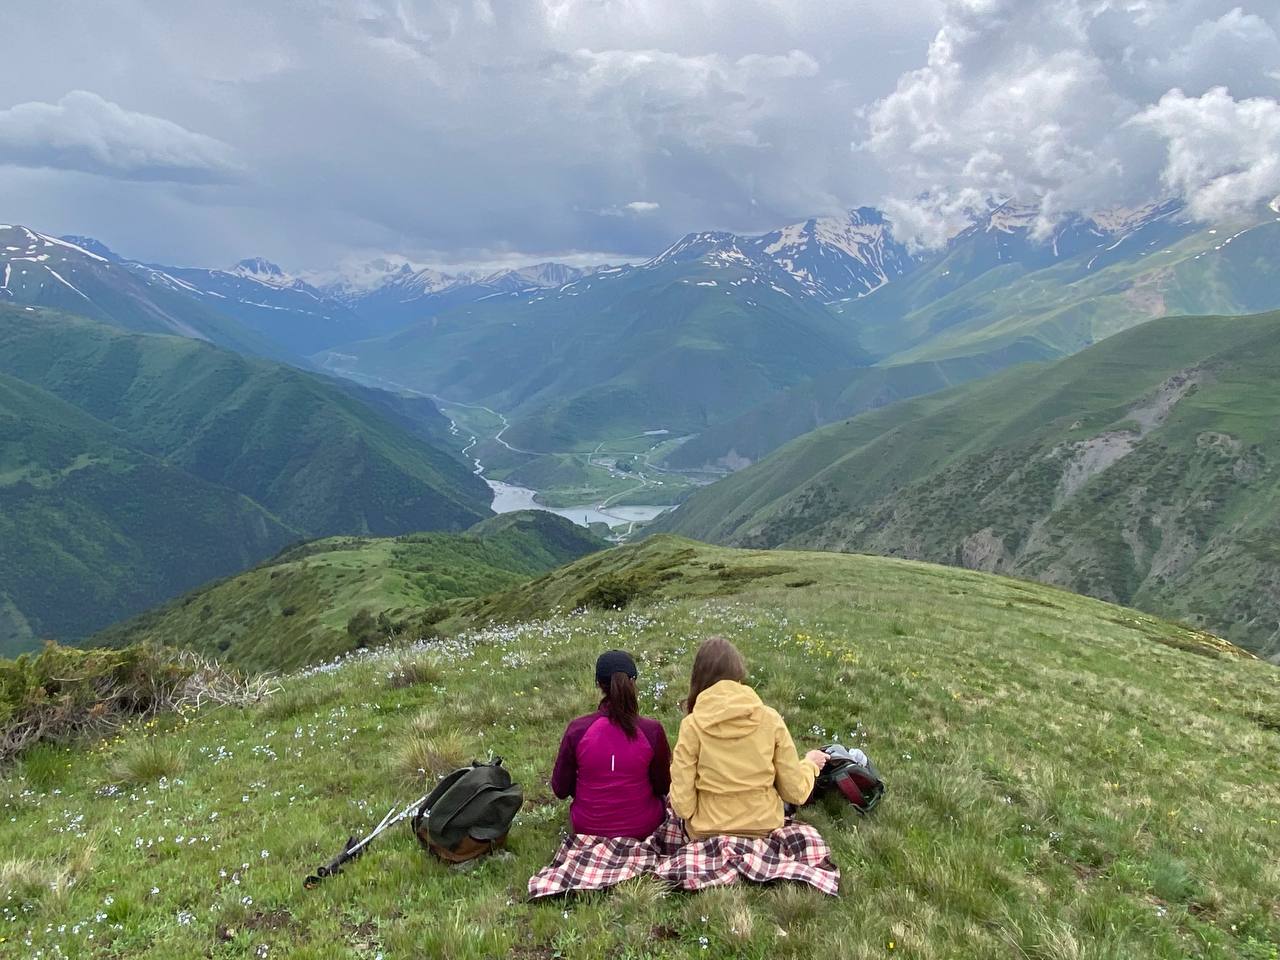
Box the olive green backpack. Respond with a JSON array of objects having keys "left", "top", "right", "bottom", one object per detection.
[{"left": 412, "top": 758, "right": 524, "bottom": 863}]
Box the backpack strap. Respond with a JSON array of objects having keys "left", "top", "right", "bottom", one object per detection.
[{"left": 832, "top": 769, "right": 865, "bottom": 806}]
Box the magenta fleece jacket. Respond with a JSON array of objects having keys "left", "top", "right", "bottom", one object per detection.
[{"left": 551, "top": 707, "right": 671, "bottom": 839}]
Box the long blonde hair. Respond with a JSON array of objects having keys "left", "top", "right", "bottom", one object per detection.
[{"left": 684, "top": 636, "right": 747, "bottom": 713}]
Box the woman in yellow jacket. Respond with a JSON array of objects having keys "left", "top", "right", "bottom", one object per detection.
[{"left": 670, "top": 636, "right": 828, "bottom": 839}]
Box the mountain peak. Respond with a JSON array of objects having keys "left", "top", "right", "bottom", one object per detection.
[
  {"left": 646, "top": 231, "right": 747, "bottom": 268},
  {"left": 234, "top": 257, "right": 286, "bottom": 277},
  {"left": 755, "top": 208, "right": 914, "bottom": 299},
  {"left": 58, "top": 235, "right": 120, "bottom": 262}
]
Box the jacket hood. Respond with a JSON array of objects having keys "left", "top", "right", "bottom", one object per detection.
[{"left": 692, "top": 680, "right": 763, "bottom": 739}]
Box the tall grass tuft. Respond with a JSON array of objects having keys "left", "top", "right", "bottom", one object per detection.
[
  {"left": 393, "top": 729, "right": 469, "bottom": 786},
  {"left": 383, "top": 650, "right": 444, "bottom": 689},
  {"left": 257, "top": 682, "right": 333, "bottom": 720},
  {"left": 106, "top": 740, "right": 186, "bottom": 785},
  {"left": 0, "top": 858, "right": 48, "bottom": 905},
  {"left": 1, "top": 840, "right": 100, "bottom": 905}
]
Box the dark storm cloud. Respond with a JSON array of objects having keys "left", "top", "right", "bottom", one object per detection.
[{"left": 0, "top": 0, "right": 940, "bottom": 267}]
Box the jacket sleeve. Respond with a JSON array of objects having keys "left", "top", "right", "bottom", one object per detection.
[
  {"left": 669, "top": 716, "right": 700, "bottom": 820},
  {"left": 772, "top": 713, "right": 819, "bottom": 806},
  {"left": 550, "top": 723, "right": 580, "bottom": 800},
  {"left": 645, "top": 720, "right": 673, "bottom": 797}
]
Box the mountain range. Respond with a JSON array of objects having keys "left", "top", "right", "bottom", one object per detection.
[
  {"left": 1, "top": 228, "right": 613, "bottom": 359},
  {"left": 4, "top": 193, "right": 1278, "bottom": 662},
  {"left": 662, "top": 200, "right": 1280, "bottom": 471}
]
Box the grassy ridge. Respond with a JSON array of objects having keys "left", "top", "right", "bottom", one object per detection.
[
  {"left": 2, "top": 538, "right": 1276, "bottom": 958},
  {"left": 91, "top": 511, "right": 605, "bottom": 672},
  {"left": 0, "top": 372, "right": 294, "bottom": 654},
  {"left": 0, "top": 306, "right": 500, "bottom": 653},
  {"left": 658, "top": 312, "right": 1280, "bottom": 658}
]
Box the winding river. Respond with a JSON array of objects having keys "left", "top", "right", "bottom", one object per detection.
[
  {"left": 439, "top": 398, "right": 672, "bottom": 531},
  {"left": 486, "top": 479, "right": 671, "bottom": 529},
  {"left": 313, "top": 364, "right": 672, "bottom": 531}
]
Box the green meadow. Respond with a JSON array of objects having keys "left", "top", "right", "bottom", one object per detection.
[{"left": 3, "top": 538, "right": 1277, "bottom": 959}]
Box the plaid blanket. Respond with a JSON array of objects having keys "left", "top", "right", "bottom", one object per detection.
[{"left": 527, "top": 807, "right": 839, "bottom": 899}]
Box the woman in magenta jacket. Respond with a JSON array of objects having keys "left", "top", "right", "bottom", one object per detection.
[{"left": 551, "top": 650, "right": 672, "bottom": 839}]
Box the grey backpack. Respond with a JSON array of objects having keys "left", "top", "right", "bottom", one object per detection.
[{"left": 809, "top": 744, "right": 885, "bottom": 813}]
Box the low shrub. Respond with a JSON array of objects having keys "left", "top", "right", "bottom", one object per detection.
[
  {"left": 347, "top": 609, "right": 394, "bottom": 649},
  {"left": 580, "top": 574, "right": 644, "bottom": 610},
  {"left": 0, "top": 642, "right": 270, "bottom": 764}
]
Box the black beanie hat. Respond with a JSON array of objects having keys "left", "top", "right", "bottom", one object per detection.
[{"left": 595, "top": 649, "right": 638, "bottom": 685}]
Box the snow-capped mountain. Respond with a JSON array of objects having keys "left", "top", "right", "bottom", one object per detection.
[
  {"left": 229, "top": 257, "right": 308, "bottom": 289},
  {"left": 637, "top": 199, "right": 1203, "bottom": 306},
  {"left": 478, "top": 262, "right": 596, "bottom": 292},
  {"left": 1, "top": 226, "right": 111, "bottom": 307},
  {"left": 0, "top": 225, "right": 295, "bottom": 359},
  {"left": 309, "top": 257, "right": 604, "bottom": 310},
  {"left": 58, "top": 235, "right": 121, "bottom": 262},
  {"left": 642, "top": 211, "right": 917, "bottom": 301},
  {"left": 948, "top": 197, "right": 1192, "bottom": 271},
  {"left": 753, "top": 207, "right": 915, "bottom": 300}
]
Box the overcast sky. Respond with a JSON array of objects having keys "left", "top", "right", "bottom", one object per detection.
[{"left": 3, "top": 0, "right": 1278, "bottom": 271}]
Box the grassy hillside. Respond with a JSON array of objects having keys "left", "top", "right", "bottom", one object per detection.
[
  {"left": 0, "top": 306, "right": 492, "bottom": 539},
  {"left": 316, "top": 259, "right": 866, "bottom": 449},
  {"left": 835, "top": 215, "right": 1280, "bottom": 367},
  {"left": 0, "top": 372, "right": 294, "bottom": 655},
  {"left": 659, "top": 312, "right": 1280, "bottom": 659},
  {"left": 92, "top": 511, "right": 604, "bottom": 672},
  {"left": 661, "top": 351, "right": 1033, "bottom": 471},
  {"left": 3, "top": 537, "right": 1277, "bottom": 959}
]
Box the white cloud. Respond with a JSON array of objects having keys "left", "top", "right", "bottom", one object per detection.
[
  {"left": 624, "top": 201, "right": 660, "bottom": 214},
  {"left": 1133, "top": 86, "right": 1280, "bottom": 221},
  {"left": 0, "top": 91, "right": 240, "bottom": 183},
  {"left": 861, "top": 0, "right": 1280, "bottom": 245}
]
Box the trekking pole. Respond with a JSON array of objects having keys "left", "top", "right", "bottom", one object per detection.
[{"left": 303, "top": 792, "right": 431, "bottom": 889}]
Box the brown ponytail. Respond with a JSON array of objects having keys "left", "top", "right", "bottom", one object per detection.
[
  {"left": 600, "top": 671, "right": 639, "bottom": 738},
  {"left": 684, "top": 636, "right": 747, "bottom": 714}
]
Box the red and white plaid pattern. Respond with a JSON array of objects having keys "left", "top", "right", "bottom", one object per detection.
[
  {"left": 527, "top": 806, "right": 839, "bottom": 899},
  {"left": 652, "top": 822, "right": 839, "bottom": 896}
]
